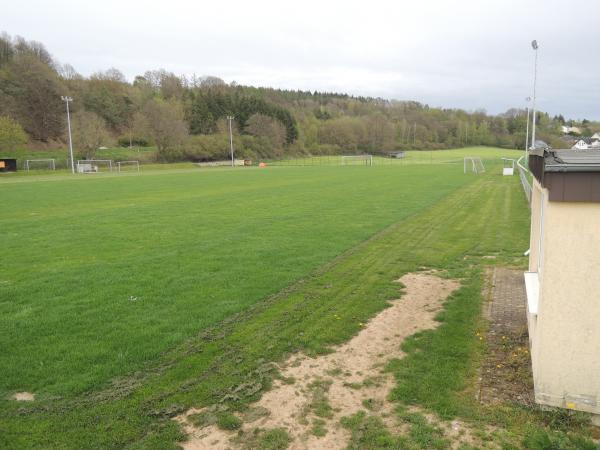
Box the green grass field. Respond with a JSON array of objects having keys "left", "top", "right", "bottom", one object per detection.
[
  {"left": 1, "top": 147, "right": 594, "bottom": 449},
  {"left": 1, "top": 163, "right": 473, "bottom": 397}
]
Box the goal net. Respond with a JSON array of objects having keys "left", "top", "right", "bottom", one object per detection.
[
  {"left": 25, "top": 159, "right": 56, "bottom": 171},
  {"left": 77, "top": 159, "right": 114, "bottom": 173},
  {"left": 341, "top": 155, "right": 373, "bottom": 166},
  {"left": 464, "top": 157, "right": 485, "bottom": 174},
  {"left": 117, "top": 160, "right": 140, "bottom": 172}
]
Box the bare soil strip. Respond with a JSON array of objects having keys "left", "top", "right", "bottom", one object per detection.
[
  {"left": 176, "top": 272, "right": 460, "bottom": 449},
  {"left": 11, "top": 392, "right": 35, "bottom": 401}
]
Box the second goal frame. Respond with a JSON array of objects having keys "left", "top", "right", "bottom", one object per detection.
[
  {"left": 463, "top": 157, "right": 485, "bottom": 174},
  {"left": 25, "top": 159, "right": 56, "bottom": 171},
  {"left": 117, "top": 160, "right": 140, "bottom": 172},
  {"left": 341, "top": 154, "right": 373, "bottom": 166}
]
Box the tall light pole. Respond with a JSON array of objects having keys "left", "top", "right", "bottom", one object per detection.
[
  {"left": 61, "top": 96, "right": 75, "bottom": 173},
  {"left": 525, "top": 96, "right": 532, "bottom": 155},
  {"left": 530, "top": 40, "right": 539, "bottom": 150},
  {"left": 227, "top": 115, "right": 235, "bottom": 167}
]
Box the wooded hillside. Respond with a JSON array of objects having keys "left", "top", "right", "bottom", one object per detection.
[{"left": 0, "top": 32, "right": 592, "bottom": 162}]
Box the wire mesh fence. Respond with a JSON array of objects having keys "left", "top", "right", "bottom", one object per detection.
[
  {"left": 517, "top": 156, "right": 532, "bottom": 205},
  {"left": 263, "top": 151, "right": 463, "bottom": 167}
]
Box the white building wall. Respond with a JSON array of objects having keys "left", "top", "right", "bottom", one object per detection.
[{"left": 527, "top": 180, "right": 600, "bottom": 414}]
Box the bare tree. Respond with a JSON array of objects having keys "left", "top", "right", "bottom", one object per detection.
[
  {"left": 200, "top": 76, "right": 226, "bottom": 88},
  {"left": 140, "top": 99, "right": 188, "bottom": 156},
  {"left": 318, "top": 117, "right": 365, "bottom": 151},
  {"left": 142, "top": 69, "right": 183, "bottom": 99},
  {"left": 92, "top": 68, "right": 127, "bottom": 83},
  {"left": 365, "top": 113, "right": 395, "bottom": 151},
  {"left": 0, "top": 54, "right": 64, "bottom": 141},
  {"left": 246, "top": 113, "right": 286, "bottom": 150},
  {"left": 71, "top": 110, "right": 112, "bottom": 159},
  {"left": 57, "top": 63, "right": 82, "bottom": 81}
]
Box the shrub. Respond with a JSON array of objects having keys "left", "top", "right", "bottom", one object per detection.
[
  {"left": 118, "top": 137, "right": 149, "bottom": 147},
  {"left": 181, "top": 134, "right": 228, "bottom": 161}
]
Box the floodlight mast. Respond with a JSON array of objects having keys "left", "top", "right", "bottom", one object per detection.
[
  {"left": 227, "top": 115, "right": 235, "bottom": 167},
  {"left": 530, "top": 40, "right": 539, "bottom": 152},
  {"left": 61, "top": 96, "right": 75, "bottom": 174},
  {"left": 525, "top": 96, "right": 531, "bottom": 156}
]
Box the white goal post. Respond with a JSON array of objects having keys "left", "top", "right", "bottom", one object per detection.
[
  {"left": 341, "top": 155, "right": 373, "bottom": 166},
  {"left": 77, "top": 159, "right": 114, "bottom": 173},
  {"left": 463, "top": 157, "right": 485, "bottom": 174},
  {"left": 25, "top": 159, "right": 56, "bottom": 171},
  {"left": 117, "top": 160, "right": 140, "bottom": 172}
]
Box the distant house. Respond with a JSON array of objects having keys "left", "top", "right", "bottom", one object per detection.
[
  {"left": 572, "top": 139, "right": 591, "bottom": 150},
  {"left": 561, "top": 125, "right": 582, "bottom": 135},
  {"left": 592, "top": 132, "right": 600, "bottom": 140},
  {"left": 571, "top": 138, "right": 600, "bottom": 150}
]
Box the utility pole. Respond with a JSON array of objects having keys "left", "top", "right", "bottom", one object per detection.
[
  {"left": 61, "top": 96, "right": 75, "bottom": 174},
  {"left": 401, "top": 121, "right": 406, "bottom": 145},
  {"left": 525, "top": 97, "right": 531, "bottom": 154},
  {"left": 227, "top": 115, "right": 235, "bottom": 167},
  {"left": 530, "top": 40, "right": 539, "bottom": 150}
]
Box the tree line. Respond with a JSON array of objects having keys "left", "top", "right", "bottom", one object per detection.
[{"left": 0, "top": 32, "right": 594, "bottom": 162}]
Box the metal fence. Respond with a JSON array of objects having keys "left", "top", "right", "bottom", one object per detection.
[
  {"left": 263, "top": 152, "right": 463, "bottom": 167},
  {"left": 264, "top": 155, "right": 400, "bottom": 167},
  {"left": 517, "top": 155, "right": 532, "bottom": 205}
]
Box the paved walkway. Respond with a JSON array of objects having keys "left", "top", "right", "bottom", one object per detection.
[
  {"left": 480, "top": 267, "right": 533, "bottom": 406},
  {"left": 486, "top": 268, "right": 527, "bottom": 334}
]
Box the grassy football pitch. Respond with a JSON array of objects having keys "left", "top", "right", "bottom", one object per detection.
[
  {"left": 1, "top": 160, "right": 485, "bottom": 397},
  {"left": 3, "top": 148, "right": 593, "bottom": 449}
]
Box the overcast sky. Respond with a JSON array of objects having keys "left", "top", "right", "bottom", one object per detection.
[{"left": 4, "top": 0, "right": 600, "bottom": 119}]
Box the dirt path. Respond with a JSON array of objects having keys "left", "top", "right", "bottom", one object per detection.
[{"left": 176, "top": 272, "right": 460, "bottom": 449}]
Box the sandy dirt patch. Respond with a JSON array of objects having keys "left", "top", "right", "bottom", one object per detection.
[
  {"left": 177, "top": 272, "right": 460, "bottom": 449},
  {"left": 12, "top": 392, "right": 35, "bottom": 401}
]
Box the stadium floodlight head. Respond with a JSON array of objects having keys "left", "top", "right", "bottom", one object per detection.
[{"left": 531, "top": 40, "right": 538, "bottom": 50}]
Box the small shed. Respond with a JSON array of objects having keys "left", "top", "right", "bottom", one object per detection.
[
  {"left": 525, "top": 148, "right": 600, "bottom": 420},
  {"left": 0, "top": 158, "right": 18, "bottom": 172}
]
